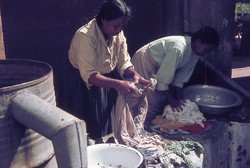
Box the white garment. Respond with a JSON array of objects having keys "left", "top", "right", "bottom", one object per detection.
[{"left": 162, "top": 99, "right": 206, "bottom": 127}]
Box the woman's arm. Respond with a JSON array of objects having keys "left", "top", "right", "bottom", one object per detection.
[
  {"left": 124, "top": 66, "right": 150, "bottom": 85},
  {"left": 157, "top": 88, "right": 185, "bottom": 112},
  {"left": 88, "top": 72, "right": 134, "bottom": 95}
]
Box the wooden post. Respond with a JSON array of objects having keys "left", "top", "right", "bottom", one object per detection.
[{"left": 0, "top": 7, "right": 5, "bottom": 59}]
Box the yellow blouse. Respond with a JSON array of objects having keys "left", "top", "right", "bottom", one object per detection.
[{"left": 69, "top": 18, "right": 133, "bottom": 86}]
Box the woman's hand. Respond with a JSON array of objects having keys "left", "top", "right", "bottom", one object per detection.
[
  {"left": 124, "top": 66, "right": 150, "bottom": 85},
  {"left": 169, "top": 98, "right": 186, "bottom": 112},
  {"left": 164, "top": 89, "right": 186, "bottom": 112},
  {"left": 115, "top": 80, "right": 136, "bottom": 95},
  {"left": 89, "top": 73, "right": 135, "bottom": 95},
  {"left": 134, "top": 73, "right": 150, "bottom": 85}
]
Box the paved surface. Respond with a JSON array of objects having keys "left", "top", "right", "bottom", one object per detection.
[{"left": 231, "top": 55, "right": 250, "bottom": 94}]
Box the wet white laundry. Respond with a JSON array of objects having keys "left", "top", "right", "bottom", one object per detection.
[{"left": 162, "top": 99, "right": 206, "bottom": 127}]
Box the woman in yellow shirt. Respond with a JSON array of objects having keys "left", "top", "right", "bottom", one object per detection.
[{"left": 61, "top": 0, "right": 148, "bottom": 139}]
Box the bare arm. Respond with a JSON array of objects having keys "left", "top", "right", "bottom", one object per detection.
[
  {"left": 124, "top": 66, "right": 150, "bottom": 85},
  {"left": 88, "top": 72, "right": 133, "bottom": 95},
  {"left": 157, "top": 87, "right": 185, "bottom": 112}
]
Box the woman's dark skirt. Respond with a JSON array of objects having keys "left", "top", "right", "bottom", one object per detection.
[{"left": 59, "top": 60, "right": 118, "bottom": 139}]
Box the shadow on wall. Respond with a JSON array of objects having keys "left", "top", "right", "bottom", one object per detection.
[
  {"left": 0, "top": 0, "right": 101, "bottom": 104},
  {"left": 0, "top": 0, "right": 168, "bottom": 106}
]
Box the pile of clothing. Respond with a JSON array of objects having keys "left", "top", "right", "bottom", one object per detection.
[
  {"left": 137, "top": 131, "right": 204, "bottom": 168},
  {"left": 114, "top": 79, "right": 205, "bottom": 167},
  {"left": 152, "top": 99, "right": 210, "bottom": 134}
]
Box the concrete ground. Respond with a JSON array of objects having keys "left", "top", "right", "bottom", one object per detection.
[{"left": 231, "top": 55, "right": 250, "bottom": 94}]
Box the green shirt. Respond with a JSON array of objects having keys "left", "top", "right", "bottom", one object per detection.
[{"left": 147, "top": 36, "right": 199, "bottom": 90}]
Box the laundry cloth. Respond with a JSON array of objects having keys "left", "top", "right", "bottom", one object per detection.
[{"left": 114, "top": 78, "right": 156, "bottom": 147}]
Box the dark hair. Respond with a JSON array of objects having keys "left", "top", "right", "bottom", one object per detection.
[
  {"left": 191, "top": 26, "right": 219, "bottom": 48},
  {"left": 96, "top": 0, "right": 132, "bottom": 25}
]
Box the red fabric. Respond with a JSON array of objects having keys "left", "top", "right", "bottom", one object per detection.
[{"left": 180, "top": 121, "right": 211, "bottom": 133}]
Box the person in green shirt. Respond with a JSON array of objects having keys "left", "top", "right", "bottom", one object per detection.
[{"left": 131, "top": 26, "right": 219, "bottom": 125}]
